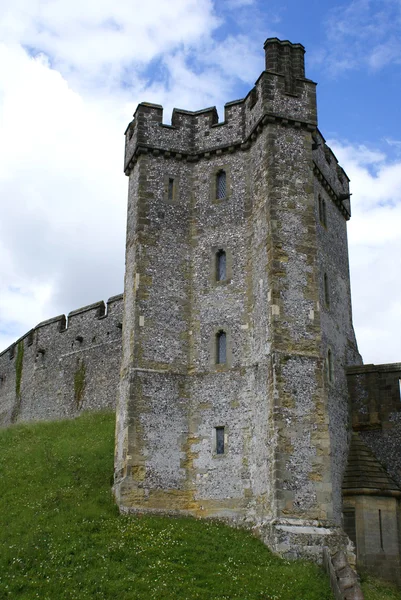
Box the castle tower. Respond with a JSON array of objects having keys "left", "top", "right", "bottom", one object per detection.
[{"left": 114, "top": 38, "right": 361, "bottom": 559}]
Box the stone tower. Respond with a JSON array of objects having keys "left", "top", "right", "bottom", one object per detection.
[{"left": 114, "top": 38, "right": 361, "bottom": 558}]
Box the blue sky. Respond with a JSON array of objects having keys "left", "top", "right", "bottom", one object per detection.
[{"left": 0, "top": 0, "right": 400, "bottom": 363}]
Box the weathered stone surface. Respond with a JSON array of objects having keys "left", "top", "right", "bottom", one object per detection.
[
  {"left": 0, "top": 295, "right": 123, "bottom": 425},
  {"left": 114, "top": 37, "right": 361, "bottom": 559},
  {"left": 345, "top": 364, "right": 401, "bottom": 585}
]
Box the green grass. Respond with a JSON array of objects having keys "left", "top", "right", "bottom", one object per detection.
[
  {"left": 361, "top": 575, "right": 401, "bottom": 600},
  {"left": 0, "top": 412, "right": 333, "bottom": 599}
]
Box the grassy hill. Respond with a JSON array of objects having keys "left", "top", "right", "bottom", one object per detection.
[{"left": 0, "top": 412, "right": 399, "bottom": 600}]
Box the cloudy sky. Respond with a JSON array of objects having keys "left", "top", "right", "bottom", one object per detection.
[{"left": 0, "top": 0, "right": 400, "bottom": 364}]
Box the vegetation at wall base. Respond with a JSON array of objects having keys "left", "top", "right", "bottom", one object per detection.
[
  {"left": 0, "top": 412, "right": 394, "bottom": 600},
  {"left": 361, "top": 575, "right": 401, "bottom": 600}
]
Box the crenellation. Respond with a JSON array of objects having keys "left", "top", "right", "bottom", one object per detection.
[
  {"left": 36, "top": 314, "right": 66, "bottom": 331},
  {"left": 261, "top": 71, "right": 317, "bottom": 125},
  {"left": 124, "top": 65, "right": 319, "bottom": 178},
  {"left": 313, "top": 131, "right": 351, "bottom": 218},
  {"left": 0, "top": 295, "right": 123, "bottom": 427},
  {"left": 68, "top": 300, "right": 106, "bottom": 322},
  {"left": 244, "top": 83, "right": 263, "bottom": 138}
]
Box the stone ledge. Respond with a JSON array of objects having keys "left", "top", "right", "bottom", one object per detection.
[{"left": 257, "top": 518, "right": 351, "bottom": 564}]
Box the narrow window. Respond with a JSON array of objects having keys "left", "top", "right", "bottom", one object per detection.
[
  {"left": 399, "top": 379, "right": 401, "bottom": 401},
  {"left": 216, "top": 249, "right": 227, "bottom": 281},
  {"left": 327, "top": 349, "right": 333, "bottom": 383},
  {"left": 319, "top": 194, "right": 327, "bottom": 227},
  {"left": 216, "top": 170, "right": 226, "bottom": 200},
  {"left": 215, "top": 427, "right": 225, "bottom": 455},
  {"left": 216, "top": 330, "right": 227, "bottom": 365},
  {"left": 379, "top": 510, "right": 384, "bottom": 550},
  {"left": 168, "top": 178, "right": 174, "bottom": 202},
  {"left": 324, "top": 273, "right": 330, "bottom": 308}
]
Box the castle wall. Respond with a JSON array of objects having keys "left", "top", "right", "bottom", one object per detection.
[
  {"left": 347, "top": 363, "right": 401, "bottom": 489},
  {"left": 0, "top": 295, "right": 123, "bottom": 426},
  {"left": 314, "top": 131, "right": 363, "bottom": 522}
]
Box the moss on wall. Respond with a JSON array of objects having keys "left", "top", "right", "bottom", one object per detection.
[
  {"left": 15, "top": 341, "right": 24, "bottom": 399},
  {"left": 74, "top": 360, "right": 86, "bottom": 410}
]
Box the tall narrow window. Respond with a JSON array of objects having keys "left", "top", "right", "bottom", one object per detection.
[
  {"left": 168, "top": 178, "right": 174, "bottom": 202},
  {"left": 379, "top": 510, "right": 384, "bottom": 550},
  {"left": 216, "top": 330, "right": 227, "bottom": 365},
  {"left": 216, "top": 249, "right": 227, "bottom": 281},
  {"left": 327, "top": 349, "right": 333, "bottom": 383},
  {"left": 215, "top": 427, "right": 225, "bottom": 454},
  {"left": 324, "top": 273, "right": 330, "bottom": 308},
  {"left": 398, "top": 379, "right": 401, "bottom": 401},
  {"left": 216, "top": 170, "right": 226, "bottom": 200},
  {"left": 319, "top": 194, "right": 327, "bottom": 227}
]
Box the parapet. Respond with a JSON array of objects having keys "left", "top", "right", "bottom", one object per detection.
[
  {"left": 124, "top": 38, "right": 318, "bottom": 175},
  {"left": 347, "top": 362, "right": 401, "bottom": 429},
  {"left": 68, "top": 300, "right": 106, "bottom": 322},
  {"left": 313, "top": 130, "right": 352, "bottom": 219},
  {"left": 0, "top": 294, "right": 124, "bottom": 361},
  {"left": 0, "top": 294, "right": 124, "bottom": 426}
]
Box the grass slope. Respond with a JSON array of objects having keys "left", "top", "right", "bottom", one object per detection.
[
  {"left": 361, "top": 576, "right": 401, "bottom": 600},
  {"left": 0, "top": 412, "right": 397, "bottom": 600}
]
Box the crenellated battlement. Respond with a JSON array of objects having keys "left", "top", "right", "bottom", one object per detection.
[
  {"left": 124, "top": 39, "right": 317, "bottom": 175},
  {"left": 0, "top": 294, "right": 123, "bottom": 426},
  {"left": 347, "top": 362, "right": 401, "bottom": 430},
  {"left": 0, "top": 294, "right": 123, "bottom": 361},
  {"left": 312, "top": 130, "right": 351, "bottom": 219}
]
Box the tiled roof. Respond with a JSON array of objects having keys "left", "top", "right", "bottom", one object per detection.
[{"left": 343, "top": 433, "right": 401, "bottom": 497}]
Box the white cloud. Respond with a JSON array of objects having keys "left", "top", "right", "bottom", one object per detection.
[
  {"left": 0, "top": 0, "right": 218, "bottom": 80},
  {"left": 0, "top": 0, "right": 271, "bottom": 352},
  {"left": 0, "top": 42, "right": 127, "bottom": 350},
  {"left": 323, "top": 0, "right": 401, "bottom": 73},
  {"left": 329, "top": 139, "right": 401, "bottom": 363},
  {"left": 225, "top": 0, "right": 255, "bottom": 7}
]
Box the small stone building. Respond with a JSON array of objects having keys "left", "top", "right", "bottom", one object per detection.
[{"left": 346, "top": 364, "right": 401, "bottom": 584}]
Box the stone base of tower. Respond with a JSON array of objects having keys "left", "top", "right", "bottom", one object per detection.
[
  {"left": 113, "top": 477, "right": 253, "bottom": 520},
  {"left": 114, "top": 476, "right": 353, "bottom": 565},
  {"left": 258, "top": 518, "right": 353, "bottom": 564}
]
